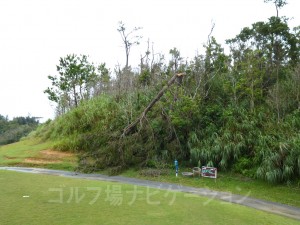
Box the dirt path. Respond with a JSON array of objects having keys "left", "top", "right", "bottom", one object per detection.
[{"left": 1, "top": 166, "right": 299, "bottom": 221}]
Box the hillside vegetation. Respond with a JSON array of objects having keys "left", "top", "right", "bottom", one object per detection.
[
  {"left": 36, "top": 13, "right": 300, "bottom": 184},
  {"left": 0, "top": 115, "right": 39, "bottom": 146}
]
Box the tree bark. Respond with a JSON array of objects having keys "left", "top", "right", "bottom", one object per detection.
[{"left": 121, "top": 72, "right": 185, "bottom": 137}]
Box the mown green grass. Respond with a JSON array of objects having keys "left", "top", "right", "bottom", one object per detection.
[
  {"left": 121, "top": 169, "right": 300, "bottom": 208},
  {"left": 1, "top": 140, "right": 300, "bottom": 209},
  {"left": 1, "top": 170, "right": 299, "bottom": 225},
  {"left": 0, "top": 139, "right": 77, "bottom": 170}
]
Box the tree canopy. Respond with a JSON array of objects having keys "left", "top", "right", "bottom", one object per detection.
[{"left": 44, "top": 54, "right": 110, "bottom": 114}]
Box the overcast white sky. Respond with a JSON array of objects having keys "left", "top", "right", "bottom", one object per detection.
[{"left": 0, "top": 0, "right": 299, "bottom": 122}]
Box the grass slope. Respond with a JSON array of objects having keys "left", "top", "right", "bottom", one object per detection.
[
  {"left": 0, "top": 139, "right": 77, "bottom": 170},
  {"left": 1, "top": 170, "right": 299, "bottom": 225}
]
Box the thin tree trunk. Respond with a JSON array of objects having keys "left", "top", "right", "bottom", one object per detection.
[{"left": 73, "top": 86, "right": 78, "bottom": 107}]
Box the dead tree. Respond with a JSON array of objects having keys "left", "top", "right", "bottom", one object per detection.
[{"left": 117, "top": 21, "right": 142, "bottom": 69}]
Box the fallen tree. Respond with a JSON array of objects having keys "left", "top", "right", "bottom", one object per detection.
[{"left": 122, "top": 72, "right": 185, "bottom": 137}]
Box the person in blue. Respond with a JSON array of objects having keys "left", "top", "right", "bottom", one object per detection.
[{"left": 174, "top": 159, "right": 179, "bottom": 177}]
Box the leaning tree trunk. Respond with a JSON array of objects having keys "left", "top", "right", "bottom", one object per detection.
[{"left": 121, "top": 72, "right": 185, "bottom": 137}]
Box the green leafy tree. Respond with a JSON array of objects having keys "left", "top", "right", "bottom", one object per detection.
[
  {"left": 225, "top": 49, "right": 265, "bottom": 110},
  {"left": 204, "top": 36, "right": 229, "bottom": 75},
  {"left": 96, "top": 63, "right": 111, "bottom": 94},
  {"left": 0, "top": 115, "right": 8, "bottom": 135},
  {"left": 227, "top": 17, "right": 299, "bottom": 81},
  {"left": 226, "top": 16, "right": 299, "bottom": 118},
  {"left": 203, "top": 37, "right": 229, "bottom": 100},
  {"left": 169, "top": 47, "right": 183, "bottom": 73},
  {"left": 44, "top": 54, "right": 97, "bottom": 113}
]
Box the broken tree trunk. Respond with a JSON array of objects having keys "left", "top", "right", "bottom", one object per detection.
[{"left": 122, "top": 72, "right": 185, "bottom": 137}]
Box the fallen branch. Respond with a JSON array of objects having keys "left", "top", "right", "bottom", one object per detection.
[{"left": 121, "top": 72, "right": 185, "bottom": 137}]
